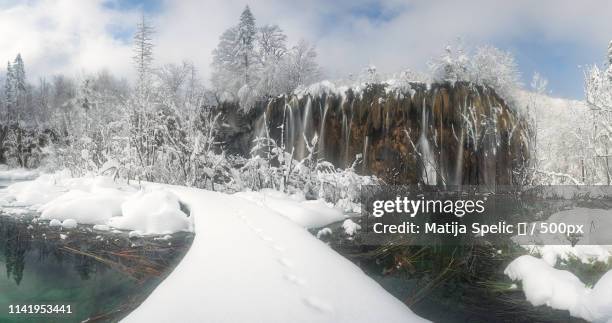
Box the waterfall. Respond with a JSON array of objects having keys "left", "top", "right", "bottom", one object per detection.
[
  {"left": 242, "top": 82, "right": 527, "bottom": 186},
  {"left": 418, "top": 98, "right": 437, "bottom": 185},
  {"left": 284, "top": 102, "right": 293, "bottom": 152},
  {"left": 455, "top": 127, "right": 465, "bottom": 185},
  {"left": 454, "top": 97, "right": 467, "bottom": 185},
  {"left": 363, "top": 135, "right": 369, "bottom": 173},
  {"left": 319, "top": 99, "right": 330, "bottom": 159},
  {"left": 344, "top": 101, "right": 353, "bottom": 167}
]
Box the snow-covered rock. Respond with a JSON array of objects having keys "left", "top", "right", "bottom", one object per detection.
[
  {"left": 342, "top": 219, "right": 361, "bottom": 236},
  {"left": 61, "top": 219, "right": 77, "bottom": 229},
  {"left": 109, "top": 190, "right": 193, "bottom": 235},
  {"left": 512, "top": 208, "right": 612, "bottom": 265},
  {"left": 5, "top": 174, "right": 193, "bottom": 235},
  {"left": 505, "top": 255, "right": 612, "bottom": 322}
]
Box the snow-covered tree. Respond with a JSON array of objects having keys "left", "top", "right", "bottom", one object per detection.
[
  {"left": 257, "top": 24, "right": 287, "bottom": 64},
  {"left": 211, "top": 7, "right": 321, "bottom": 109},
  {"left": 584, "top": 41, "right": 612, "bottom": 184},
  {"left": 429, "top": 43, "right": 521, "bottom": 106},
  {"left": 237, "top": 6, "right": 257, "bottom": 85},
  {"left": 280, "top": 40, "right": 321, "bottom": 93},
  {"left": 471, "top": 45, "right": 520, "bottom": 101},
  {"left": 528, "top": 72, "right": 547, "bottom": 171},
  {"left": 133, "top": 15, "right": 155, "bottom": 93},
  {"left": 4, "top": 62, "right": 15, "bottom": 121},
  {"left": 429, "top": 44, "right": 470, "bottom": 84}
]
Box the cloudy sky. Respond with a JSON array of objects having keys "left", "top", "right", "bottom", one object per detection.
[{"left": 0, "top": 0, "right": 611, "bottom": 99}]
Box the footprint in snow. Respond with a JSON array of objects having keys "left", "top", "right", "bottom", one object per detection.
[
  {"left": 278, "top": 258, "right": 294, "bottom": 268},
  {"left": 284, "top": 273, "right": 306, "bottom": 286},
  {"left": 260, "top": 235, "right": 274, "bottom": 242},
  {"left": 303, "top": 297, "right": 333, "bottom": 313}
]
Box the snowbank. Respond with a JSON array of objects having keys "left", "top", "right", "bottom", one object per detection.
[
  {"left": 124, "top": 186, "right": 426, "bottom": 323},
  {"left": 109, "top": 190, "right": 192, "bottom": 235},
  {"left": 235, "top": 189, "right": 345, "bottom": 228},
  {"left": 505, "top": 255, "right": 612, "bottom": 322},
  {"left": 0, "top": 166, "right": 39, "bottom": 181},
  {"left": 2, "top": 173, "right": 425, "bottom": 322},
  {"left": 3, "top": 174, "right": 193, "bottom": 235}
]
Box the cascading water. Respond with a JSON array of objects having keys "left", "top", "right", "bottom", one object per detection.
[
  {"left": 244, "top": 82, "right": 528, "bottom": 186},
  {"left": 363, "top": 135, "right": 369, "bottom": 173},
  {"left": 454, "top": 97, "right": 467, "bottom": 185},
  {"left": 418, "top": 98, "right": 437, "bottom": 185},
  {"left": 344, "top": 101, "right": 354, "bottom": 167},
  {"left": 319, "top": 99, "right": 330, "bottom": 160},
  {"left": 298, "top": 96, "right": 313, "bottom": 159}
]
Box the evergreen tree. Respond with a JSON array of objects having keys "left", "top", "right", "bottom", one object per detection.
[
  {"left": 13, "top": 54, "right": 26, "bottom": 93},
  {"left": 133, "top": 14, "right": 155, "bottom": 94},
  {"left": 237, "top": 5, "right": 256, "bottom": 85},
  {"left": 4, "top": 62, "right": 15, "bottom": 120},
  {"left": 12, "top": 54, "right": 26, "bottom": 121}
]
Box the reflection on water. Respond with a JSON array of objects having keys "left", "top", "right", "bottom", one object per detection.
[{"left": 0, "top": 214, "right": 194, "bottom": 323}]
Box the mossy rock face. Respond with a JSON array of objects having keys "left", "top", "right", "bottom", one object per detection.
[{"left": 219, "top": 82, "right": 530, "bottom": 186}]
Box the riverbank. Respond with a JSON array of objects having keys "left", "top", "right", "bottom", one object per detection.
[{"left": 0, "top": 170, "right": 427, "bottom": 323}]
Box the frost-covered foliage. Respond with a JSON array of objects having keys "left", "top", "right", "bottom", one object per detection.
[
  {"left": 522, "top": 91, "right": 593, "bottom": 185},
  {"left": 238, "top": 128, "right": 378, "bottom": 210},
  {"left": 519, "top": 39, "right": 612, "bottom": 186},
  {"left": 429, "top": 42, "right": 521, "bottom": 106},
  {"left": 0, "top": 18, "right": 232, "bottom": 191},
  {"left": 211, "top": 6, "right": 321, "bottom": 111},
  {"left": 582, "top": 42, "right": 612, "bottom": 184}
]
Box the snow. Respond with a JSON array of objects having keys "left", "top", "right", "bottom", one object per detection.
[
  {"left": 93, "top": 224, "right": 110, "bottom": 231},
  {"left": 2, "top": 172, "right": 425, "bottom": 322},
  {"left": 316, "top": 227, "right": 332, "bottom": 239},
  {"left": 61, "top": 219, "right": 77, "bottom": 229},
  {"left": 505, "top": 255, "right": 612, "bottom": 322},
  {"left": 49, "top": 219, "right": 61, "bottom": 227},
  {"left": 342, "top": 219, "right": 361, "bottom": 236},
  {"left": 123, "top": 185, "right": 427, "bottom": 323},
  {"left": 108, "top": 190, "right": 193, "bottom": 235},
  {"left": 235, "top": 189, "right": 345, "bottom": 229},
  {"left": 40, "top": 189, "right": 125, "bottom": 225},
  {"left": 512, "top": 208, "right": 612, "bottom": 266},
  {"left": 0, "top": 166, "right": 39, "bottom": 181},
  {"left": 506, "top": 208, "right": 612, "bottom": 321},
  {"left": 6, "top": 174, "right": 67, "bottom": 206},
  {"left": 3, "top": 174, "right": 193, "bottom": 235}
]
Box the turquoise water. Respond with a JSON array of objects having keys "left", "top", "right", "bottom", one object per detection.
[{"left": 0, "top": 214, "right": 193, "bottom": 323}]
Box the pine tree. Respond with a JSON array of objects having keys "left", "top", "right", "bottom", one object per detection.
[
  {"left": 12, "top": 54, "right": 25, "bottom": 93},
  {"left": 133, "top": 14, "right": 155, "bottom": 94},
  {"left": 237, "top": 5, "right": 256, "bottom": 84},
  {"left": 4, "top": 62, "right": 15, "bottom": 121},
  {"left": 12, "top": 54, "right": 26, "bottom": 121}
]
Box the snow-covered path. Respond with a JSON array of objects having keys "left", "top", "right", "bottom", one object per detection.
[{"left": 124, "top": 186, "right": 426, "bottom": 323}]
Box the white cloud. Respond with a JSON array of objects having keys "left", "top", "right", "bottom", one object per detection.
[
  {"left": 0, "top": 0, "right": 136, "bottom": 80},
  {"left": 1, "top": 0, "right": 611, "bottom": 88}
]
